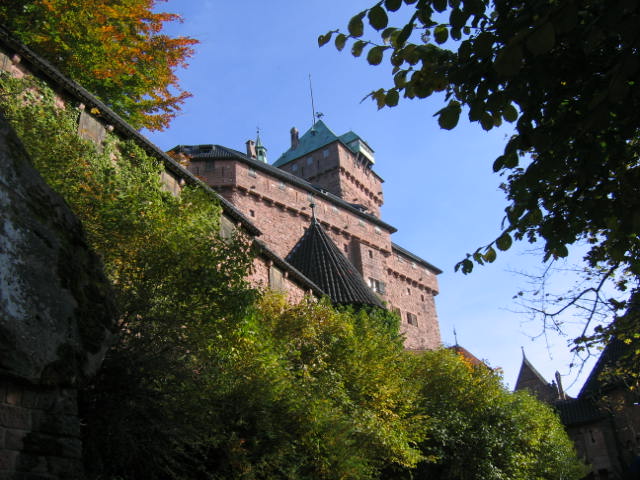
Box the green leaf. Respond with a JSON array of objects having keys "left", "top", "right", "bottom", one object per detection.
[
  {"left": 494, "top": 45, "right": 523, "bottom": 76},
  {"left": 396, "top": 22, "right": 414, "bottom": 47},
  {"left": 385, "top": 89, "right": 400, "bottom": 106},
  {"left": 434, "top": 25, "right": 448, "bottom": 44},
  {"left": 348, "top": 12, "right": 365, "bottom": 37},
  {"left": 433, "top": 0, "right": 447, "bottom": 12},
  {"left": 483, "top": 247, "right": 497, "bottom": 263},
  {"left": 480, "top": 112, "right": 494, "bottom": 131},
  {"left": 385, "top": 0, "right": 402, "bottom": 11},
  {"left": 352, "top": 40, "right": 366, "bottom": 57},
  {"left": 373, "top": 88, "right": 387, "bottom": 109},
  {"left": 318, "top": 33, "right": 331, "bottom": 47},
  {"left": 526, "top": 22, "right": 555, "bottom": 56},
  {"left": 437, "top": 100, "right": 461, "bottom": 130},
  {"left": 473, "top": 32, "right": 494, "bottom": 59},
  {"left": 368, "top": 5, "right": 388, "bottom": 31},
  {"left": 455, "top": 258, "right": 474, "bottom": 273},
  {"left": 458, "top": 40, "right": 472, "bottom": 61},
  {"left": 496, "top": 233, "right": 513, "bottom": 251},
  {"left": 367, "top": 46, "right": 385, "bottom": 65},
  {"left": 382, "top": 27, "right": 397, "bottom": 43},
  {"left": 502, "top": 104, "right": 518, "bottom": 122},
  {"left": 335, "top": 33, "right": 347, "bottom": 51},
  {"left": 394, "top": 70, "right": 408, "bottom": 88},
  {"left": 504, "top": 152, "right": 518, "bottom": 168},
  {"left": 450, "top": 7, "right": 467, "bottom": 30}
]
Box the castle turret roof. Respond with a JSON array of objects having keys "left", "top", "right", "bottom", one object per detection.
[
  {"left": 514, "top": 349, "right": 560, "bottom": 403},
  {"left": 286, "top": 212, "right": 383, "bottom": 308}
]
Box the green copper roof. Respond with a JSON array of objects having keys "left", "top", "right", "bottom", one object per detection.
[
  {"left": 338, "top": 131, "right": 359, "bottom": 144},
  {"left": 273, "top": 120, "right": 339, "bottom": 167}
]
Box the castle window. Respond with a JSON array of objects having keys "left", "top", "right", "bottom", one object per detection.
[
  {"left": 250, "top": 209, "right": 255, "bottom": 217},
  {"left": 407, "top": 287, "right": 411, "bottom": 295},
  {"left": 278, "top": 181, "right": 286, "bottom": 190},
  {"left": 269, "top": 265, "right": 285, "bottom": 292},
  {"left": 397, "top": 255, "right": 405, "bottom": 264},
  {"left": 406, "top": 312, "right": 418, "bottom": 326},
  {"left": 332, "top": 206, "right": 338, "bottom": 214},
  {"left": 411, "top": 262, "right": 417, "bottom": 269},
  {"left": 205, "top": 161, "right": 214, "bottom": 172},
  {"left": 368, "top": 250, "right": 373, "bottom": 258},
  {"left": 291, "top": 164, "right": 298, "bottom": 172},
  {"left": 358, "top": 220, "right": 365, "bottom": 227},
  {"left": 307, "top": 193, "right": 314, "bottom": 202},
  {"left": 248, "top": 168, "right": 257, "bottom": 178},
  {"left": 323, "top": 149, "right": 329, "bottom": 158},
  {"left": 306, "top": 156, "right": 313, "bottom": 165},
  {"left": 421, "top": 294, "right": 425, "bottom": 302},
  {"left": 368, "top": 278, "right": 386, "bottom": 294},
  {"left": 374, "top": 226, "right": 381, "bottom": 235},
  {"left": 78, "top": 109, "right": 106, "bottom": 147}
]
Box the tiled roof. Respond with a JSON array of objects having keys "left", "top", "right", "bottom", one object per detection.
[
  {"left": 579, "top": 337, "right": 632, "bottom": 397},
  {"left": 554, "top": 398, "right": 606, "bottom": 426},
  {"left": 286, "top": 216, "right": 384, "bottom": 308},
  {"left": 171, "top": 144, "right": 398, "bottom": 233},
  {"left": 449, "top": 345, "right": 485, "bottom": 367},
  {"left": 253, "top": 239, "right": 325, "bottom": 297},
  {"left": 392, "top": 243, "right": 442, "bottom": 274},
  {"left": 273, "top": 120, "right": 339, "bottom": 167}
]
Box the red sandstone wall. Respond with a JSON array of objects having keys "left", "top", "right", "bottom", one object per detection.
[
  {"left": 247, "top": 257, "right": 311, "bottom": 304},
  {"left": 279, "top": 143, "right": 383, "bottom": 217},
  {"left": 193, "top": 158, "right": 441, "bottom": 350}
]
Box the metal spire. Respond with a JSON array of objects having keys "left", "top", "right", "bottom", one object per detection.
[{"left": 309, "top": 74, "right": 317, "bottom": 128}]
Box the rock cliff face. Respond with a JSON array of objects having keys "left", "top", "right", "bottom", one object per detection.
[
  {"left": 0, "top": 114, "right": 116, "bottom": 478},
  {"left": 0, "top": 114, "right": 115, "bottom": 386}
]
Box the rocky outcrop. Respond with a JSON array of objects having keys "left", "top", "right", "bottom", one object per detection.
[{"left": 0, "top": 114, "right": 116, "bottom": 478}]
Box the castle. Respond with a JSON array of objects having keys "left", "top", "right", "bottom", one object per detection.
[
  {"left": 169, "top": 120, "right": 442, "bottom": 350},
  {"left": 515, "top": 344, "right": 640, "bottom": 479}
]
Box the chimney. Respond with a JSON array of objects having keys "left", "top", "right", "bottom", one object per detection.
[
  {"left": 290, "top": 127, "right": 299, "bottom": 149},
  {"left": 245, "top": 139, "right": 256, "bottom": 159},
  {"left": 555, "top": 371, "right": 566, "bottom": 400}
]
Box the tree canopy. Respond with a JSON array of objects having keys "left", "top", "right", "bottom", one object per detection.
[
  {"left": 321, "top": 0, "right": 640, "bottom": 351},
  {"left": 0, "top": 0, "right": 197, "bottom": 130}
]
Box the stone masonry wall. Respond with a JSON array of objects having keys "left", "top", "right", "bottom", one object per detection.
[
  {"left": 0, "top": 379, "right": 83, "bottom": 480},
  {"left": 247, "top": 257, "right": 310, "bottom": 304},
  {"left": 278, "top": 142, "right": 383, "bottom": 217}
]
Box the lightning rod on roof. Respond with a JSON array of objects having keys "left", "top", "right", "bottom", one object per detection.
[{"left": 309, "top": 74, "right": 317, "bottom": 128}]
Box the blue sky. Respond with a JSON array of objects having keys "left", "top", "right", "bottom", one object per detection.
[{"left": 147, "top": 0, "right": 599, "bottom": 394}]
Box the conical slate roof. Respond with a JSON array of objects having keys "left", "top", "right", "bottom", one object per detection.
[{"left": 286, "top": 214, "right": 383, "bottom": 308}]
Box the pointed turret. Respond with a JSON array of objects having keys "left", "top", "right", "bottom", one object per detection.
[
  {"left": 286, "top": 206, "right": 383, "bottom": 308},
  {"left": 514, "top": 348, "right": 560, "bottom": 403},
  {"left": 256, "top": 131, "right": 267, "bottom": 163}
]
